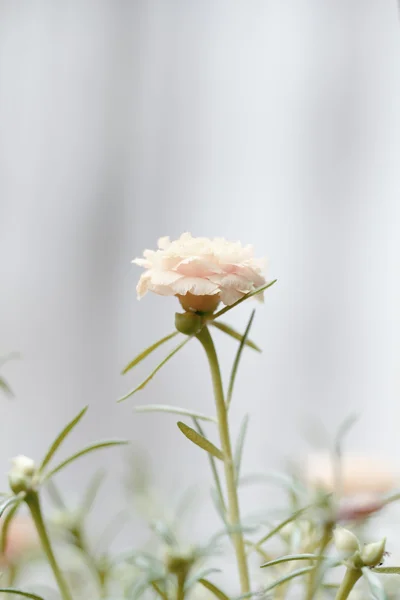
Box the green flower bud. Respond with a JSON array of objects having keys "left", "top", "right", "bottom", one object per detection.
[
  {"left": 361, "top": 538, "right": 386, "bottom": 567},
  {"left": 333, "top": 527, "right": 360, "bottom": 557},
  {"left": 165, "top": 547, "right": 195, "bottom": 576},
  {"left": 175, "top": 312, "right": 203, "bottom": 335}
]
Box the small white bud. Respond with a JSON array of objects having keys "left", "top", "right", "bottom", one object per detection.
[
  {"left": 8, "top": 455, "right": 37, "bottom": 494},
  {"left": 333, "top": 527, "right": 360, "bottom": 557},
  {"left": 361, "top": 538, "right": 386, "bottom": 567}
]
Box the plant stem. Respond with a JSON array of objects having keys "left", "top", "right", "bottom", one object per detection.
[
  {"left": 196, "top": 326, "right": 250, "bottom": 594},
  {"left": 306, "top": 522, "right": 332, "bottom": 600},
  {"left": 334, "top": 568, "right": 361, "bottom": 600},
  {"left": 26, "top": 491, "right": 73, "bottom": 600},
  {"left": 176, "top": 572, "right": 186, "bottom": 600}
]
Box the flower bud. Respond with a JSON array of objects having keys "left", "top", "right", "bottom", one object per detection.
[
  {"left": 8, "top": 455, "right": 37, "bottom": 494},
  {"left": 165, "top": 547, "right": 195, "bottom": 576},
  {"left": 361, "top": 538, "right": 386, "bottom": 567},
  {"left": 175, "top": 312, "right": 203, "bottom": 335},
  {"left": 333, "top": 527, "right": 360, "bottom": 557}
]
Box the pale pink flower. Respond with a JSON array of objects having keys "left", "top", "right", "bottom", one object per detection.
[
  {"left": 0, "top": 515, "right": 39, "bottom": 565},
  {"left": 305, "top": 453, "right": 397, "bottom": 521},
  {"left": 133, "top": 233, "right": 267, "bottom": 312}
]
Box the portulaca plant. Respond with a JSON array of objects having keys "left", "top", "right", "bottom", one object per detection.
[{"left": 1, "top": 233, "right": 400, "bottom": 600}]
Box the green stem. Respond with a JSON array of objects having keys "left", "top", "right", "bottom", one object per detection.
[
  {"left": 26, "top": 492, "right": 73, "bottom": 600},
  {"left": 334, "top": 568, "right": 361, "bottom": 600},
  {"left": 196, "top": 326, "right": 250, "bottom": 594},
  {"left": 176, "top": 572, "right": 186, "bottom": 600},
  {"left": 306, "top": 522, "right": 332, "bottom": 600}
]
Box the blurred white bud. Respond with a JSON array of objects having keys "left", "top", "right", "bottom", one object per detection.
[
  {"left": 8, "top": 455, "right": 37, "bottom": 494},
  {"left": 361, "top": 538, "right": 386, "bottom": 567},
  {"left": 333, "top": 527, "right": 360, "bottom": 557}
]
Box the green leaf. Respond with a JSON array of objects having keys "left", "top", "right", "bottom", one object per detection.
[
  {"left": 151, "top": 581, "right": 168, "bottom": 600},
  {"left": 234, "top": 414, "right": 249, "bottom": 481},
  {"left": 118, "top": 337, "right": 191, "bottom": 402},
  {"left": 263, "top": 566, "right": 314, "bottom": 593},
  {"left": 177, "top": 422, "right": 223, "bottom": 461},
  {"left": 81, "top": 469, "right": 106, "bottom": 515},
  {"left": 44, "top": 440, "right": 128, "bottom": 480},
  {"left": 39, "top": 405, "right": 88, "bottom": 472},
  {"left": 0, "top": 377, "right": 13, "bottom": 397},
  {"left": 211, "top": 321, "right": 261, "bottom": 352},
  {"left": 45, "top": 479, "right": 66, "bottom": 509},
  {"left": 226, "top": 311, "right": 256, "bottom": 409},
  {"left": 372, "top": 567, "right": 400, "bottom": 574},
  {"left": 121, "top": 332, "right": 179, "bottom": 375},
  {"left": 1, "top": 499, "right": 22, "bottom": 554},
  {"left": 185, "top": 569, "right": 222, "bottom": 590},
  {"left": 251, "top": 505, "right": 311, "bottom": 553},
  {"left": 213, "top": 280, "right": 277, "bottom": 320},
  {"left": 193, "top": 419, "right": 226, "bottom": 517},
  {"left": 0, "top": 496, "right": 20, "bottom": 519},
  {"left": 362, "top": 567, "right": 389, "bottom": 600},
  {"left": 261, "top": 554, "right": 322, "bottom": 568},
  {"left": 198, "top": 579, "right": 229, "bottom": 600},
  {"left": 0, "top": 591, "right": 45, "bottom": 600},
  {"left": 135, "top": 404, "right": 217, "bottom": 423},
  {"left": 150, "top": 519, "right": 178, "bottom": 547}
]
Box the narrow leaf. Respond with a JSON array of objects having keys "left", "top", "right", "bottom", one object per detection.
[
  {"left": 0, "top": 497, "right": 20, "bottom": 519},
  {"left": 372, "top": 567, "right": 400, "bottom": 574},
  {"left": 81, "top": 469, "right": 106, "bottom": 515},
  {"left": 193, "top": 419, "right": 226, "bottom": 516},
  {"left": 211, "top": 321, "right": 261, "bottom": 352},
  {"left": 251, "top": 505, "right": 311, "bottom": 553},
  {"left": 45, "top": 440, "right": 128, "bottom": 480},
  {"left": 362, "top": 567, "right": 389, "bottom": 600},
  {"left": 261, "top": 554, "right": 322, "bottom": 568},
  {"left": 185, "top": 569, "right": 222, "bottom": 590},
  {"left": 234, "top": 414, "right": 249, "bottom": 480},
  {"left": 135, "top": 404, "right": 216, "bottom": 423},
  {"left": 0, "top": 377, "right": 13, "bottom": 397},
  {"left": 40, "top": 406, "right": 88, "bottom": 472},
  {"left": 177, "top": 422, "right": 223, "bottom": 461},
  {"left": 151, "top": 582, "right": 168, "bottom": 600},
  {"left": 227, "top": 311, "right": 256, "bottom": 409},
  {"left": 213, "top": 280, "right": 277, "bottom": 320},
  {"left": 1, "top": 499, "right": 22, "bottom": 553},
  {"left": 0, "top": 591, "right": 45, "bottom": 600},
  {"left": 121, "top": 332, "right": 178, "bottom": 375},
  {"left": 264, "top": 567, "right": 314, "bottom": 593},
  {"left": 118, "top": 337, "right": 190, "bottom": 402},
  {"left": 199, "top": 579, "right": 229, "bottom": 600},
  {"left": 45, "top": 479, "right": 66, "bottom": 509}
]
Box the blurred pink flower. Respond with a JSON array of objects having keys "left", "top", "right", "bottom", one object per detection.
[
  {"left": 305, "top": 453, "right": 397, "bottom": 521},
  {"left": 0, "top": 515, "right": 39, "bottom": 565},
  {"left": 133, "top": 233, "right": 266, "bottom": 312}
]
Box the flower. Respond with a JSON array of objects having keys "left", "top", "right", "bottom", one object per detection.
[
  {"left": 133, "top": 233, "right": 266, "bottom": 312},
  {"left": 305, "top": 453, "right": 396, "bottom": 496},
  {"left": 0, "top": 515, "right": 38, "bottom": 565}
]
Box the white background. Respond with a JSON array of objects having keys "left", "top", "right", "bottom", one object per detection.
[{"left": 0, "top": 0, "right": 400, "bottom": 577}]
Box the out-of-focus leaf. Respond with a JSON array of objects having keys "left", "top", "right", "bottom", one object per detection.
[
  {"left": 121, "top": 332, "right": 179, "bottom": 375},
  {"left": 0, "top": 591, "right": 45, "bottom": 599},
  {"left": 177, "top": 422, "right": 223, "bottom": 460},
  {"left": 211, "top": 321, "right": 260, "bottom": 352},
  {"left": 150, "top": 519, "right": 178, "bottom": 547},
  {"left": 0, "top": 377, "right": 13, "bottom": 397},
  {"left": 261, "top": 553, "right": 322, "bottom": 568},
  {"left": 45, "top": 440, "right": 128, "bottom": 480},
  {"left": 234, "top": 414, "right": 249, "bottom": 480},
  {"left": 372, "top": 567, "right": 400, "bottom": 574},
  {"left": 45, "top": 480, "right": 66, "bottom": 509},
  {"left": 185, "top": 569, "right": 222, "bottom": 590},
  {"left": 0, "top": 496, "right": 20, "bottom": 518},
  {"left": 251, "top": 505, "right": 311, "bottom": 553},
  {"left": 212, "top": 280, "right": 277, "bottom": 320},
  {"left": 118, "top": 337, "right": 191, "bottom": 402},
  {"left": 1, "top": 499, "right": 22, "bottom": 553},
  {"left": 226, "top": 311, "right": 256, "bottom": 409},
  {"left": 81, "top": 469, "right": 106, "bottom": 515},
  {"left": 135, "top": 404, "right": 216, "bottom": 423},
  {"left": 263, "top": 566, "right": 314, "bottom": 593},
  {"left": 40, "top": 406, "right": 88, "bottom": 472},
  {"left": 198, "top": 579, "right": 229, "bottom": 600},
  {"left": 362, "top": 567, "right": 389, "bottom": 600}
]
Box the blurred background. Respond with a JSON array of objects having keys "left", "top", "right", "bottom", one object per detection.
[{"left": 0, "top": 0, "right": 400, "bottom": 554}]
